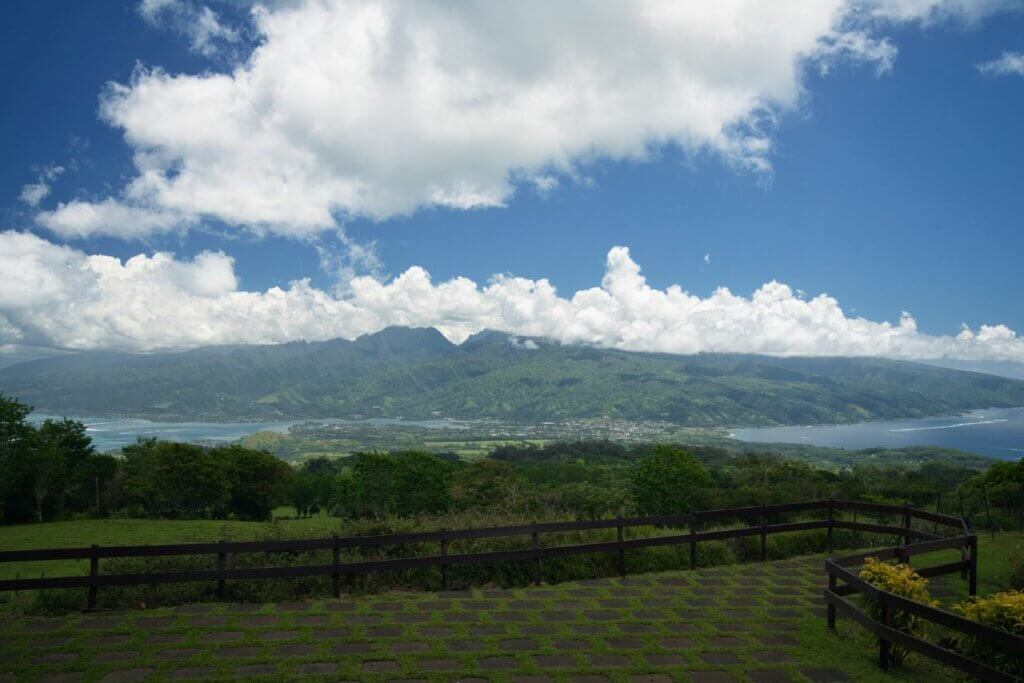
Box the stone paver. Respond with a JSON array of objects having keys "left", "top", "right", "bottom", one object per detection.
[
  {"left": 800, "top": 668, "right": 852, "bottom": 682},
  {"left": 0, "top": 549, "right": 922, "bottom": 682},
  {"left": 360, "top": 660, "right": 399, "bottom": 673},
  {"left": 233, "top": 664, "right": 275, "bottom": 676},
  {"left": 479, "top": 656, "right": 518, "bottom": 669},
  {"left": 167, "top": 667, "right": 214, "bottom": 680},
  {"left": 748, "top": 671, "right": 794, "bottom": 682},
  {"left": 98, "top": 669, "right": 152, "bottom": 683}
]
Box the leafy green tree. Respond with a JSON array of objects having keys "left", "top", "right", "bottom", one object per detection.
[
  {"left": 287, "top": 470, "right": 320, "bottom": 517},
  {"left": 391, "top": 451, "right": 453, "bottom": 517},
  {"left": 960, "top": 459, "right": 1024, "bottom": 530},
  {"left": 330, "top": 471, "right": 360, "bottom": 519},
  {"left": 722, "top": 455, "right": 837, "bottom": 506},
  {"left": 557, "top": 481, "right": 630, "bottom": 519},
  {"left": 69, "top": 453, "right": 119, "bottom": 514},
  {"left": 349, "top": 452, "right": 399, "bottom": 518},
  {"left": 0, "top": 393, "right": 35, "bottom": 522},
  {"left": 630, "top": 445, "right": 711, "bottom": 516},
  {"left": 38, "top": 418, "right": 96, "bottom": 515},
  {"left": 215, "top": 445, "right": 291, "bottom": 521},
  {"left": 451, "top": 460, "right": 523, "bottom": 512},
  {"left": 30, "top": 438, "right": 65, "bottom": 522},
  {"left": 123, "top": 440, "right": 229, "bottom": 518}
]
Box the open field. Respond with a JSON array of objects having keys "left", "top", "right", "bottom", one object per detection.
[
  {"left": 0, "top": 515, "right": 339, "bottom": 583},
  {"left": 0, "top": 548, "right": 989, "bottom": 683}
]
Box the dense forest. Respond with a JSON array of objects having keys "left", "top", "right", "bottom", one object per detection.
[
  {"left": 3, "top": 393, "right": 1022, "bottom": 531},
  {"left": 4, "top": 327, "right": 1024, "bottom": 425}
]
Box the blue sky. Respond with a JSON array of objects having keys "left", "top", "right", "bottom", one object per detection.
[{"left": 1, "top": 1, "right": 1023, "bottom": 362}]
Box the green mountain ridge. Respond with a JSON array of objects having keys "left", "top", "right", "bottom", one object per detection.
[{"left": 3, "top": 326, "right": 1024, "bottom": 427}]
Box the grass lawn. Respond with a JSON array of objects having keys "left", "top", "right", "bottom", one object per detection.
[
  {"left": 909, "top": 530, "right": 1023, "bottom": 598},
  {"left": 0, "top": 515, "right": 343, "bottom": 582}
]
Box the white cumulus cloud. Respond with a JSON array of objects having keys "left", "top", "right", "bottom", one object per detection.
[
  {"left": 138, "top": 0, "right": 240, "bottom": 57},
  {"left": 978, "top": 51, "right": 1024, "bottom": 76},
  {"left": 2, "top": 231, "right": 1023, "bottom": 364},
  {"left": 865, "top": 0, "right": 1021, "bottom": 24},
  {"left": 39, "top": 0, "right": 1017, "bottom": 240},
  {"left": 19, "top": 166, "right": 65, "bottom": 208}
]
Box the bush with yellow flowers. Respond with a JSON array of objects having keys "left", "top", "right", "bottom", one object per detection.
[
  {"left": 950, "top": 591, "right": 1024, "bottom": 677},
  {"left": 858, "top": 557, "right": 936, "bottom": 666}
]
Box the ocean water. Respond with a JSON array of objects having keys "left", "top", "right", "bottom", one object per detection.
[
  {"left": 27, "top": 414, "right": 466, "bottom": 453},
  {"left": 730, "top": 406, "right": 1024, "bottom": 460}
]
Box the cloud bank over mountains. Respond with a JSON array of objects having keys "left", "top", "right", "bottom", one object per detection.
[
  {"left": 34, "top": 0, "right": 1019, "bottom": 240},
  {"left": 3, "top": 230, "right": 1022, "bottom": 364},
  {"left": 10, "top": 1, "right": 1024, "bottom": 365}
]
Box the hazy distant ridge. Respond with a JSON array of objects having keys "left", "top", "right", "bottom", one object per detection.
[{"left": 3, "top": 327, "right": 1024, "bottom": 427}]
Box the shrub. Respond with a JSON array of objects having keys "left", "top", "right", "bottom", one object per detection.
[
  {"left": 950, "top": 591, "right": 1024, "bottom": 677},
  {"left": 859, "top": 557, "right": 935, "bottom": 667},
  {"left": 630, "top": 445, "right": 711, "bottom": 516}
]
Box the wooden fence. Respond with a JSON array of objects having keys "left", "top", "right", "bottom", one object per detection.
[
  {"left": 824, "top": 501, "right": 1024, "bottom": 682},
  {"left": 2, "top": 499, "right": 1020, "bottom": 679}
]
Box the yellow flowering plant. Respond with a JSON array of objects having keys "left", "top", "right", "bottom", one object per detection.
[
  {"left": 858, "top": 556, "right": 936, "bottom": 666},
  {"left": 951, "top": 591, "right": 1024, "bottom": 677}
]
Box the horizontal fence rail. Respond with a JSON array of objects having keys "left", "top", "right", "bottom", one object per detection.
[
  {"left": 825, "top": 516, "right": 1024, "bottom": 682},
  {"left": 0, "top": 500, "right": 966, "bottom": 603},
  {"left": 5, "top": 499, "right": 1013, "bottom": 678}
]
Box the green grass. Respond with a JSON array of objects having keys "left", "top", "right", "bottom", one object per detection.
[
  {"left": 0, "top": 516, "right": 342, "bottom": 581},
  {"left": 909, "top": 530, "right": 1023, "bottom": 598}
]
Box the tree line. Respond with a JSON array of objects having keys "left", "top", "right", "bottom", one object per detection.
[{"left": 2, "top": 393, "right": 1022, "bottom": 529}]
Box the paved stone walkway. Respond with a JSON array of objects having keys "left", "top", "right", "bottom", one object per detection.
[{"left": 0, "top": 553, "right": 948, "bottom": 682}]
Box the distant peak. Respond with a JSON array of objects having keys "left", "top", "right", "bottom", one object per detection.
[
  {"left": 461, "top": 329, "right": 544, "bottom": 350},
  {"left": 352, "top": 326, "right": 455, "bottom": 358}
]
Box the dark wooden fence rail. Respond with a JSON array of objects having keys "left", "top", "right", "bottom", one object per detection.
[
  {"left": 0, "top": 500, "right": 966, "bottom": 607},
  {"left": 3, "top": 499, "right": 1015, "bottom": 678}
]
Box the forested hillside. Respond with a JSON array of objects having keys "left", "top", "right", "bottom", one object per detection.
[{"left": 3, "top": 327, "right": 1024, "bottom": 427}]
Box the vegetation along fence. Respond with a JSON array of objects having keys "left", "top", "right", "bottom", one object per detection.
[
  {"left": 824, "top": 501, "right": 1023, "bottom": 682},
  {"left": 2, "top": 500, "right": 1020, "bottom": 679}
]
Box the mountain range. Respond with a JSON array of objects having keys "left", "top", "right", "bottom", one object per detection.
[{"left": 3, "top": 326, "right": 1024, "bottom": 427}]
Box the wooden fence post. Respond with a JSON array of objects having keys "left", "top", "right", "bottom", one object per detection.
[
  {"left": 878, "top": 599, "right": 891, "bottom": 671},
  {"left": 616, "top": 516, "right": 625, "bottom": 576},
  {"left": 961, "top": 518, "right": 971, "bottom": 580},
  {"left": 87, "top": 544, "right": 99, "bottom": 611},
  {"left": 902, "top": 506, "right": 912, "bottom": 547},
  {"left": 689, "top": 513, "right": 698, "bottom": 570},
  {"left": 827, "top": 572, "right": 837, "bottom": 630},
  {"left": 826, "top": 499, "right": 834, "bottom": 554},
  {"left": 216, "top": 540, "right": 226, "bottom": 600},
  {"left": 759, "top": 505, "right": 768, "bottom": 562},
  {"left": 440, "top": 536, "right": 449, "bottom": 591},
  {"left": 968, "top": 534, "right": 978, "bottom": 597},
  {"left": 332, "top": 534, "right": 341, "bottom": 599},
  {"left": 531, "top": 523, "right": 542, "bottom": 586}
]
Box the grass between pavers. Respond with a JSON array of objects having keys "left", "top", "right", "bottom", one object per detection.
[{"left": 0, "top": 550, "right": 984, "bottom": 683}]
